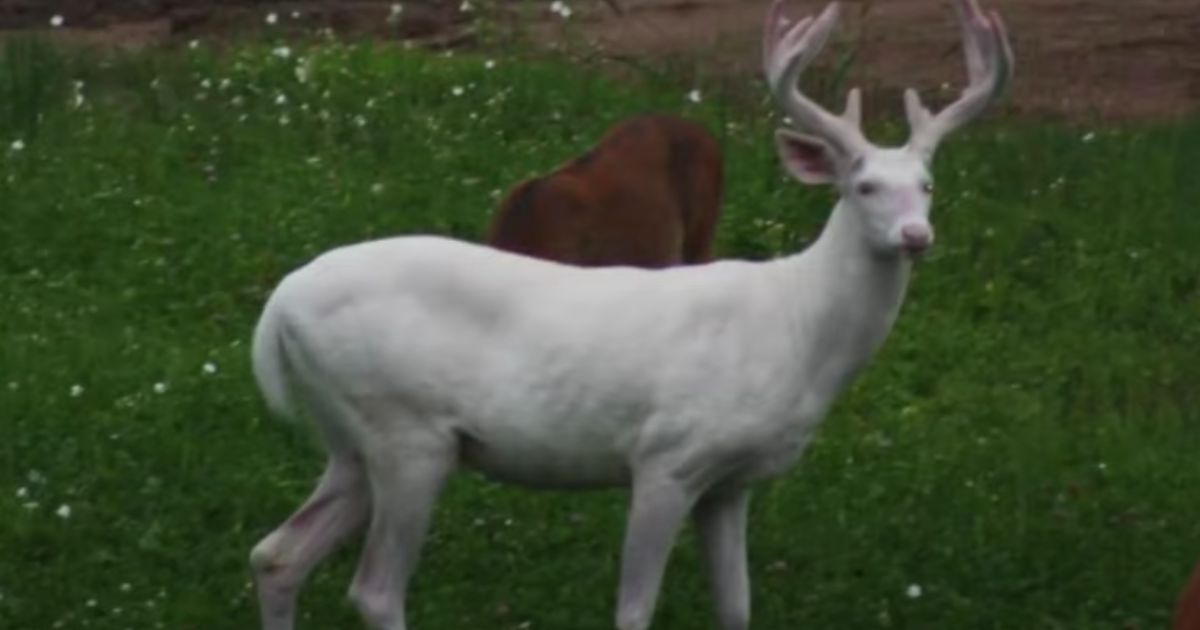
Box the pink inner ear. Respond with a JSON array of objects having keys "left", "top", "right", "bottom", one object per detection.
[{"left": 775, "top": 130, "right": 836, "bottom": 185}]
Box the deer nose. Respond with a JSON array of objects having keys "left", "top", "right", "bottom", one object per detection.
[{"left": 900, "top": 223, "right": 933, "bottom": 255}]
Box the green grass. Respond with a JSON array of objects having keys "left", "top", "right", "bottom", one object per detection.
[{"left": 1, "top": 33, "right": 1198, "bottom": 630}]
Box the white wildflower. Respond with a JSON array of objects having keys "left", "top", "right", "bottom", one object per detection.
[
  {"left": 460, "top": 0, "right": 473, "bottom": 12},
  {"left": 371, "top": 183, "right": 386, "bottom": 195},
  {"left": 272, "top": 46, "right": 292, "bottom": 60},
  {"left": 484, "top": 59, "right": 496, "bottom": 70},
  {"left": 686, "top": 88, "right": 702, "bottom": 104},
  {"left": 275, "top": 93, "right": 288, "bottom": 106},
  {"left": 354, "top": 114, "right": 367, "bottom": 128},
  {"left": 56, "top": 504, "right": 71, "bottom": 519},
  {"left": 451, "top": 85, "right": 465, "bottom": 97},
  {"left": 15, "top": 487, "right": 28, "bottom": 498},
  {"left": 69, "top": 384, "right": 83, "bottom": 397},
  {"left": 905, "top": 584, "right": 922, "bottom": 599},
  {"left": 202, "top": 362, "right": 218, "bottom": 375},
  {"left": 50, "top": 15, "right": 64, "bottom": 28},
  {"left": 1081, "top": 131, "right": 1096, "bottom": 143},
  {"left": 153, "top": 382, "right": 168, "bottom": 394},
  {"left": 188, "top": 39, "right": 200, "bottom": 50},
  {"left": 10, "top": 139, "right": 25, "bottom": 152},
  {"left": 388, "top": 3, "right": 404, "bottom": 24},
  {"left": 265, "top": 12, "right": 278, "bottom": 25}
]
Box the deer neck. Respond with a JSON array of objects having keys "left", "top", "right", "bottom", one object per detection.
[{"left": 771, "top": 199, "right": 913, "bottom": 402}]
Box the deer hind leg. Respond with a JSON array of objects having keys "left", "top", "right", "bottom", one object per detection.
[
  {"left": 250, "top": 454, "right": 370, "bottom": 630},
  {"left": 348, "top": 432, "right": 456, "bottom": 630},
  {"left": 668, "top": 129, "right": 723, "bottom": 265}
]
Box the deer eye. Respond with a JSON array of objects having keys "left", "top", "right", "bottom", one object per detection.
[
  {"left": 856, "top": 181, "right": 878, "bottom": 196},
  {"left": 921, "top": 181, "right": 934, "bottom": 194}
]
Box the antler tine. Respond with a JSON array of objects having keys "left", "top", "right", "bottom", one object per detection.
[
  {"left": 990, "top": 9, "right": 1016, "bottom": 88},
  {"left": 763, "top": 1, "right": 868, "bottom": 157},
  {"left": 763, "top": 5, "right": 814, "bottom": 91},
  {"left": 762, "top": 0, "right": 785, "bottom": 74},
  {"left": 842, "top": 87, "right": 862, "bottom": 128},
  {"left": 906, "top": 0, "right": 1014, "bottom": 159}
]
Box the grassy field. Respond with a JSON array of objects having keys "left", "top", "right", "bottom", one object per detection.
[{"left": 1, "top": 31, "right": 1198, "bottom": 630}]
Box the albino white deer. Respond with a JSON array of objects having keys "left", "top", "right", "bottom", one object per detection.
[{"left": 247, "top": 1, "right": 1013, "bottom": 628}]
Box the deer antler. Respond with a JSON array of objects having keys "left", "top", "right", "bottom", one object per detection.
[
  {"left": 905, "top": 0, "right": 1014, "bottom": 159},
  {"left": 763, "top": 0, "right": 868, "bottom": 158}
]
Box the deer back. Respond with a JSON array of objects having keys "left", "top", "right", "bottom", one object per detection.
[{"left": 487, "top": 114, "right": 723, "bottom": 268}]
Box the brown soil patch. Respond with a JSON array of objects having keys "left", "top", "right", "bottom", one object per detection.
[
  {"left": 554, "top": 0, "right": 1200, "bottom": 122},
  {"left": 3, "top": 0, "right": 1197, "bottom": 122}
]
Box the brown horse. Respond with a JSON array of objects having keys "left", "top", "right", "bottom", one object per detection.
[
  {"left": 1176, "top": 556, "right": 1200, "bottom": 629},
  {"left": 487, "top": 114, "right": 723, "bottom": 268}
]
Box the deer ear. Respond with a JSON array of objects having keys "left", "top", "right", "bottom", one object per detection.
[{"left": 774, "top": 128, "right": 837, "bottom": 185}]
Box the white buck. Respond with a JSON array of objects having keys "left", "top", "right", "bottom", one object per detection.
[{"left": 247, "top": 1, "right": 1013, "bottom": 628}]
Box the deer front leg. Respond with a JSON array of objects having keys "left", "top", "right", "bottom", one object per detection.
[
  {"left": 614, "top": 477, "right": 696, "bottom": 630},
  {"left": 694, "top": 487, "right": 751, "bottom": 630}
]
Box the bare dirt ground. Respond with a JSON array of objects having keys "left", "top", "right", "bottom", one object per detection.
[{"left": 3, "top": 0, "right": 1198, "bottom": 122}]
